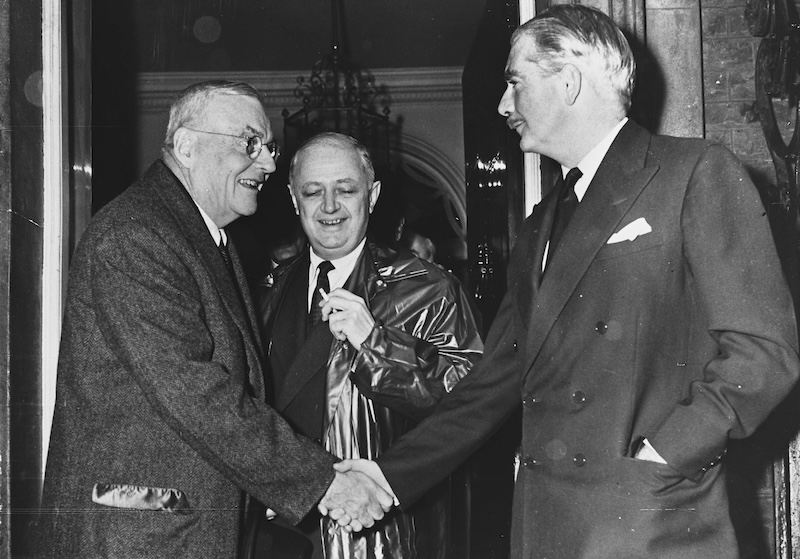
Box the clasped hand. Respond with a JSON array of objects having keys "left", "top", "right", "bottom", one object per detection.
[
  {"left": 318, "top": 460, "right": 396, "bottom": 532},
  {"left": 320, "top": 288, "right": 375, "bottom": 351}
]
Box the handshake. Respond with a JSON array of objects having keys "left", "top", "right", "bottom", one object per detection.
[{"left": 317, "top": 459, "right": 397, "bottom": 532}]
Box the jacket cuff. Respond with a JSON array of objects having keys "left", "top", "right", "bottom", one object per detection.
[{"left": 647, "top": 404, "right": 728, "bottom": 482}]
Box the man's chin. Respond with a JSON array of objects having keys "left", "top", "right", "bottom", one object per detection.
[
  {"left": 519, "top": 135, "right": 538, "bottom": 154},
  {"left": 233, "top": 205, "right": 258, "bottom": 222},
  {"left": 310, "top": 240, "right": 351, "bottom": 260}
]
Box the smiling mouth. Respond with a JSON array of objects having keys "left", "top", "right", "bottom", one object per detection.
[
  {"left": 319, "top": 218, "right": 345, "bottom": 226},
  {"left": 239, "top": 178, "right": 264, "bottom": 192},
  {"left": 507, "top": 119, "right": 523, "bottom": 131}
]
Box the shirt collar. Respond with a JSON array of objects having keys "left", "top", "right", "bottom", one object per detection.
[
  {"left": 562, "top": 117, "right": 628, "bottom": 202},
  {"left": 309, "top": 237, "right": 367, "bottom": 291},
  {"left": 186, "top": 190, "right": 226, "bottom": 246}
]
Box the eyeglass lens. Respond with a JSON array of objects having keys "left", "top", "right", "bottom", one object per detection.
[{"left": 245, "top": 136, "right": 280, "bottom": 160}]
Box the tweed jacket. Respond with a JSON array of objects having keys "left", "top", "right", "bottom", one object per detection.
[
  {"left": 37, "top": 161, "right": 337, "bottom": 559},
  {"left": 376, "top": 121, "right": 800, "bottom": 558},
  {"left": 257, "top": 242, "right": 483, "bottom": 558}
]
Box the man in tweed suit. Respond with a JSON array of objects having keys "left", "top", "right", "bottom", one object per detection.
[{"left": 37, "top": 81, "right": 391, "bottom": 559}]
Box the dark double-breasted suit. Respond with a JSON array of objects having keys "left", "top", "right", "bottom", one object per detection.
[
  {"left": 38, "top": 161, "right": 336, "bottom": 559},
  {"left": 377, "top": 121, "right": 800, "bottom": 558}
]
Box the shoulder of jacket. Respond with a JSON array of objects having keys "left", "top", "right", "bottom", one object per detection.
[
  {"left": 257, "top": 253, "right": 305, "bottom": 291},
  {"left": 374, "top": 247, "right": 460, "bottom": 296}
]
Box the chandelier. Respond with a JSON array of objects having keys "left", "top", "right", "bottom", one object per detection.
[{"left": 282, "top": 0, "right": 393, "bottom": 166}]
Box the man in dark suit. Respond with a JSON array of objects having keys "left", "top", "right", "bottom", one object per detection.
[
  {"left": 255, "top": 132, "right": 483, "bottom": 558},
  {"left": 37, "top": 81, "right": 391, "bottom": 559},
  {"left": 335, "top": 6, "right": 800, "bottom": 558}
]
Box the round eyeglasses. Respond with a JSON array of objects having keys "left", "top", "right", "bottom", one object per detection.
[{"left": 184, "top": 127, "right": 281, "bottom": 161}]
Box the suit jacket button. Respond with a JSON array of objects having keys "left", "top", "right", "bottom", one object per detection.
[
  {"left": 513, "top": 340, "right": 518, "bottom": 351},
  {"left": 572, "top": 390, "right": 587, "bottom": 406},
  {"left": 573, "top": 453, "right": 586, "bottom": 467},
  {"left": 595, "top": 321, "right": 608, "bottom": 335},
  {"left": 522, "top": 455, "right": 542, "bottom": 469},
  {"left": 523, "top": 395, "right": 541, "bottom": 407}
]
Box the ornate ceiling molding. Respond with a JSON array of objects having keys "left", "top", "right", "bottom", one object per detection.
[{"left": 137, "top": 67, "right": 464, "bottom": 113}]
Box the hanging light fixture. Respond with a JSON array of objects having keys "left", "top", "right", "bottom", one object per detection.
[{"left": 282, "top": 0, "right": 393, "bottom": 166}]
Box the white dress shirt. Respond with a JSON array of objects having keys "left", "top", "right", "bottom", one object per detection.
[
  {"left": 307, "top": 238, "right": 367, "bottom": 311},
  {"left": 542, "top": 117, "right": 628, "bottom": 268}
]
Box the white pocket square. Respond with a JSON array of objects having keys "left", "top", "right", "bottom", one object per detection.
[{"left": 607, "top": 217, "right": 652, "bottom": 244}]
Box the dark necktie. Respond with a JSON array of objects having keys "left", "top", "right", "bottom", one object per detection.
[
  {"left": 218, "top": 237, "right": 234, "bottom": 275},
  {"left": 546, "top": 167, "right": 583, "bottom": 269},
  {"left": 308, "top": 260, "right": 334, "bottom": 331}
]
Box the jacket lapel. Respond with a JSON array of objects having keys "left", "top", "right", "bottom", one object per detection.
[
  {"left": 275, "top": 244, "right": 391, "bottom": 412},
  {"left": 274, "top": 251, "right": 335, "bottom": 412},
  {"left": 227, "top": 240, "right": 267, "bottom": 398},
  {"left": 522, "top": 122, "right": 659, "bottom": 377},
  {"left": 269, "top": 255, "right": 308, "bottom": 396},
  {"left": 149, "top": 161, "right": 266, "bottom": 398},
  {"left": 515, "top": 188, "right": 558, "bottom": 319},
  {"left": 275, "top": 324, "right": 334, "bottom": 412}
]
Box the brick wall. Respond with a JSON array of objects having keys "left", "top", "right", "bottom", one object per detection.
[
  {"left": 702, "top": 0, "right": 783, "bottom": 187},
  {"left": 702, "top": 4, "right": 797, "bottom": 559}
]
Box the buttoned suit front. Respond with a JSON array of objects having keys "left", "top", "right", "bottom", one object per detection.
[
  {"left": 376, "top": 121, "right": 800, "bottom": 558},
  {"left": 38, "top": 161, "right": 337, "bottom": 559}
]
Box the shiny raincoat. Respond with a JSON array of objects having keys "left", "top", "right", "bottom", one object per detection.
[{"left": 260, "top": 241, "right": 483, "bottom": 559}]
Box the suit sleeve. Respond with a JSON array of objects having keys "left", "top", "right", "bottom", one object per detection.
[
  {"left": 648, "top": 144, "right": 800, "bottom": 481},
  {"left": 91, "top": 224, "right": 335, "bottom": 524},
  {"left": 373, "top": 285, "right": 520, "bottom": 506},
  {"left": 373, "top": 224, "right": 541, "bottom": 506},
  {"left": 349, "top": 277, "right": 484, "bottom": 420}
]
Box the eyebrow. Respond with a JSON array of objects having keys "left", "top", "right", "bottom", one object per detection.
[
  {"left": 300, "top": 178, "right": 359, "bottom": 189},
  {"left": 504, "top": 69, "right": 520, "bottom": 81},
  {"left": 243, "top": 125, "right": 269, "bottom": 139}
]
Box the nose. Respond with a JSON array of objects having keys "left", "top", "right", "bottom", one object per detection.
[
  {"left": 322, "top": 190, "right": 339, "bottom": 213},
  {"left": 255, "top": 146, "right": 278, "bottom": 173},
  {"left": 498, "top": 83, "right": 513, "bottom": 117}
]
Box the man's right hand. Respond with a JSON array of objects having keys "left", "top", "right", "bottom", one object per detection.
[
  {"left": 317, "top": 470, "right": 394, "bottom": 532},
  {"left": 333, "top": 459, "right": 396, "bottom": 503}
]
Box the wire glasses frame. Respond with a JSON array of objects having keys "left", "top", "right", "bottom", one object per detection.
[{"left": 184, "top": 127, "right": 281, "bottom": 161}]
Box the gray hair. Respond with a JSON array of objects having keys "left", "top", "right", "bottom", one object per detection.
[
  {"left": 288, "top": 132, "right": 376, "bottom": 186},
  {"left": 513, "top": 4, "right": 636, "bottom": 111},
  {"left": 162, "top": 80, "right": 267, "bottom": 152}
]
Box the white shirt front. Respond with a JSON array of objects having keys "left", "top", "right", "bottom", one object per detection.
[
  {"left": 542, "top": 117, "right": 628, "bottom": 268},
  {"left": 307, "top": 238, "right": 367, "bottom": 311},
  {"left": 562, "top": 117, "right": 628, "bottom": 203}
]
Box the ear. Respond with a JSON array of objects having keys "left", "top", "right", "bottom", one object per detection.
[
  {"left": 561, "top": 63, "right": 582, "bottom": 106},
  {"left": 368, "top": 181, "right": 382, "bottom": 213},
  {"left": 287, "top": 183, "right": 299, "bottom": 215},
  {"left": 171, "top": 128, "right": 197, "bottom": 168}
]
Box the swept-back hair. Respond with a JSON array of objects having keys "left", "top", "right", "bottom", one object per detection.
[
  {"left": 513, "top": 4, "right": 636, "bottom": 111},
  {"left": 162, "top": 80, "right": 267, "bottom": 151}
]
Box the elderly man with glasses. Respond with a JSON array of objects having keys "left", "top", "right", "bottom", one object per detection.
[{"left": 37, "top": 80, "right": 392, "bottom": 559}]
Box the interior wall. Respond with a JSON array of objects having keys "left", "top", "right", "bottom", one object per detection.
[
  {"left": 134, "top": 68, "right": 466, "bottom": 186},
  {"left": 134, "top": 68, "right": 468, "bottom": 271}
]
